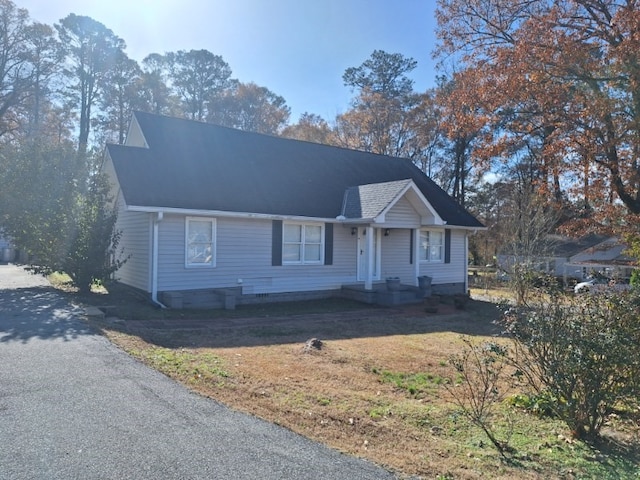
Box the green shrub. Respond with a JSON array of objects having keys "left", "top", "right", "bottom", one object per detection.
[{"left": 502, "top": 290, "right": 640, "bottom": 440}]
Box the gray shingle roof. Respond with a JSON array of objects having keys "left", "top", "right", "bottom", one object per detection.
[
  {"left": 548, "top": 234, "right": 610, "bottom": 257},
  {"left": 342, "top": 179, "right": 413, "bottom": 219},
  {"left": 107, "top": 112, "right": 483, "bottom": 228}
]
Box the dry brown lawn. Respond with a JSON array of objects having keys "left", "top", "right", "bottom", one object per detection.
[{"left": 82, "top": 289, "right": 639, "bottom": 480}]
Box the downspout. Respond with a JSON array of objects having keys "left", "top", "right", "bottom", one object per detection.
[
  {"left": 151, "top": 211, "right": 167, "bottom": 308},
  {"left": 465, "top": 230, "right": 477, "bottom": 295},
  {"left": 464, "top": 232, "right": 469, "bottom": 294}
]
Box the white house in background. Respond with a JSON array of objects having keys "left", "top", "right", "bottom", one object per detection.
[
  {"left": 564, "top": 236, "right": 634, "bottom": 281},
  {"left": 498, "top": 234, "right": 635, "bottom": 283},
  {"left": 102, "top": 111, "right": 484, "bottom": 309}
]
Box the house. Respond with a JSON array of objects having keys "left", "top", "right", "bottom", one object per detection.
[
  {"left": 497, "top": 234, "right": 635, "bottom": 283},
  {"left": 564, "top": 236, "right": 635, "bottom": 281},
  {"left": 103, "top": 111, "right": 484, "bottom": 309}
]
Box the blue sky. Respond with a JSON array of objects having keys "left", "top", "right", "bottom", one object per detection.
[{"left": 18, "top": 0, "right": 440, "bottom": 122}]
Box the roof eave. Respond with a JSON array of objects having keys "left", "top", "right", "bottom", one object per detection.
[
  {"left": 126, "top": 205, "right": 366, "bottom": 223},
  {"left": 127, "top": 205, "right": 485, "bottom": 230}
]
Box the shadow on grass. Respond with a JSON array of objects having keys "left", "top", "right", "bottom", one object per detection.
[{"left": 85, "top": 284, "right": 504, "bottom": 349}]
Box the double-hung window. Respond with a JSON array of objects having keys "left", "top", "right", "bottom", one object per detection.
[
  {"left": 283, "top": 222, "right": 323, "bottom": 264},
  {"left": 185, "top": 217, "right": 216, "bottom": 267},
  {"left": 419, "top": 229, "right": 444, "bottom": 262}
]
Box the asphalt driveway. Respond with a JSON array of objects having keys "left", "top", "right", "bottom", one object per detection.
[{"left": 0, "top": 265, "right": 397, "bottom": 480}]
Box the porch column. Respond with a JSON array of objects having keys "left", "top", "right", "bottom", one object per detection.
[
  {"left": 365, "top": 226, "right": 374, "bottom": 290},
  {"left": 413, "top": 228, "right": 420, "bottom": 285}
]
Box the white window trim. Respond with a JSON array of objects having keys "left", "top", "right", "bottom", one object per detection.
[
  {"left": 419, "top": 228, "right": 445, "bottom": 263},
  {"left": 185, "top": 216, "right": 217, "bottom": 268},
  {"left": 283, "top": 221, "right": 324, "bottom": 265}
]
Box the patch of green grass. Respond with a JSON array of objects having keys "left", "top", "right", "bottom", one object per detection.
[
  {"left": 373, "top": 368, "right": 447, "bottom": 398},
  {"left": 441, "top": 405, "right": 640, "bottom": 479},
  {"left": 369, "top": 404, "right": 393, "bottom": 420},
  {"left": 436, "top": 475, "right": 455, "bottom": 480},
  {"left": 506, "top": 392, "right": 561, "bottom": 418},
  {"left": 132, "top": 347, "right": 229, "bottom": 384},
  {"left": 367, "top": 399, "right": 435, "bottom": 427},
  {"left": 281, "top": 390, "right": 313, "bottom": 409}
]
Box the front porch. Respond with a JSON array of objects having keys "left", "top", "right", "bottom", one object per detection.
[{"left": 159, "top": 280, "right": 432, "bottom": 310}]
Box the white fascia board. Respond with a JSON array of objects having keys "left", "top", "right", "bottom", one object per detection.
[
  {"left": 445, "top": 225, "right": 488, "bottom": 232},
  {"left": 126, "top": 205, "right": 355, "bottom": 224}
]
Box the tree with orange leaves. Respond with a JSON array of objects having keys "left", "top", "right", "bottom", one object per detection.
[{"left": 435, "top": 0, "right": 640, "bottom": 238}]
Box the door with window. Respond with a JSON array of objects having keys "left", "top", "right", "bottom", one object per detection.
[{"left": 357, "top": 228, "right": 380, "bottom": 281}]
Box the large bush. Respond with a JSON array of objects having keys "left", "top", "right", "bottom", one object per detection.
[
  {"left": 0, "top": 142, "right": 126, "bottom": 293},
  {"left": 502, "top": 290, "right": 640, "bottom": 440},
  {"left": 61, "top": 173, "right": 127, "bottom": 293}
]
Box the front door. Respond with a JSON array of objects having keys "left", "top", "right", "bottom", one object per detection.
[{"left": 357, "top": 227, "right": 380, "bottom": 282}]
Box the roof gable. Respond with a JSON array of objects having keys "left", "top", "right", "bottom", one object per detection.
[
  {"left": 342, "top": 179, "right": 443, "bottom": 225},
  {"left": 124, "top": 114, "right": 148, "bottom": 148},
  {"left": 343, "top": 180, "right": 412, "bottom": 219},
  {"left": 106, "top": 111, "right": 483, "bottom": 228}
]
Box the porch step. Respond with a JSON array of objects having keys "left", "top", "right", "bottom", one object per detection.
[
  {"left": 375, "top": 288, "right": 424, "bottom": 306},
  {"left": 340, "top": 284, "right": 425, "bottom": 306}
]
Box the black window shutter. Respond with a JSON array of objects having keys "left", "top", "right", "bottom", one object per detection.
[
  {"left": 444, "top": 229, "right": 451, "bottom": 264},
  {"left": 324, "top": 223, "right": 334, "bottom": 265},
  {"left": 272, "top": 220, "right": 283, "bottom": 266},
  {"left": 409, "top": 229, "right": 414, "bottom": 264}
]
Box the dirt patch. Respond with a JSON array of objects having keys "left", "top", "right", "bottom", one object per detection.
[{"left": 121, "top": 300, "right": 497, "bottom": 349}]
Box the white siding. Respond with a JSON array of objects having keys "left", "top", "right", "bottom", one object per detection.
[
  {"left": 380, "top": 229, "right": 414, "bottom": 283},
  {"left": 384, "top": 197, "right": 421, "bottom": 227},
  {"left": 124, "top": 116, "right": 147, "bottom": 147},
  {"left": 157, "top": 215, "right": 359, "bottom": 294},
  {"left": 113, "top": 191, "right": 152, "bottom": 291},
  {"left": 418, "top": 229, "right": 467, "bottom": 284},
  {"left": 154, "top": 215, "right": 470, "bottom": 293}
]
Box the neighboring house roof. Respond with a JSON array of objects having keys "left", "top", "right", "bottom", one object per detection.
[
  {"left": 568, "top": 237, "right": 635, "bottom": 267},
  {"left": 107, "top": 111, "right": 483, "bottom": 228},
  {"left": 498, "top": 234, "right": 615, "bottom": 258},
  {"left": 547, "top": 234, "right": 610, "bottom": 257}
]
